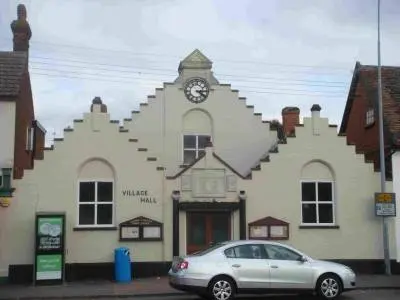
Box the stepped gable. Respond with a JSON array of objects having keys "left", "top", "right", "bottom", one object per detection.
[
  {"left": 38, "top": 97, "right": 165, "bottom": 172},
  {"left": 121, "top": 49, "right": 280, "bottom": 177},
  {"left": 246, "top": 105, "right": 378, "bottom": 174}
]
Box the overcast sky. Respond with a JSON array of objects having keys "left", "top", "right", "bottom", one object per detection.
[{"left": 1, "top": 0, "right": 399, "bottom": 146}]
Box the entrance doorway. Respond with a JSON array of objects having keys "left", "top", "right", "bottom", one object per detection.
[{"left": 186, "top": 212, "right": 231, "bottom": 254}]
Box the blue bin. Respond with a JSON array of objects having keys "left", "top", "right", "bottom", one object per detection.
[{"left": 114, "top": 247, "right": 131, "bottom": 282}]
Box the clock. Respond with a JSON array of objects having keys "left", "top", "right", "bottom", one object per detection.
[{"left": 183, "top": 77, "right": 210, "bottom": 103}]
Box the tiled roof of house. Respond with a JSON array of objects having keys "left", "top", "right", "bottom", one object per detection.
[
  {"left": 0, "top": 51, "right": 28, "bottom": 97},
  {"left": 339, "top": 62, "right": 400, "bottom": 146}
]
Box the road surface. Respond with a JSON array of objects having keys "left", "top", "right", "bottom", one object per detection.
[{"left": 69, "top": 289, "right": 400, "bottom": 300}]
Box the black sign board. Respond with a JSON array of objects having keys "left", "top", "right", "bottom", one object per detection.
[{"left": 119, "top": 216, "right": 163, "bottom": 242}]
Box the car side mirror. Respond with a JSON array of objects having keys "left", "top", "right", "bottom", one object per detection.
[{"left": 299, "top": 256, "right": 308, "bottom": 263}]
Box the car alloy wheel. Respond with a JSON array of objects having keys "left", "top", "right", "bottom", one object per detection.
[
  {"left": 317, "top": 274, "right": 342, "bottom": 299},
  {"left": 209, "top": 277, "right": 235, "bottom": 300}
]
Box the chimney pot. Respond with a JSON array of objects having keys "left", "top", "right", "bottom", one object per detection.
[
  {"left": 281, "top": 106, "right": 300, "bottom": 137},
  {"left": 90, "top": 97, "right": 107, "bottom": 113},
  {"left": 311, "top": 104, "right": 322, "bottom": 112},
  {"left": 10, "top": 4, "right": 31, "bottom": 53}
]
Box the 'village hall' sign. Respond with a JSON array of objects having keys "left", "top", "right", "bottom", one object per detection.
[{"left": 122, "top": 190, "right": 157, "bottom": 204}]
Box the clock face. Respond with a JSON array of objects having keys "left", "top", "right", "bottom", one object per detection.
[{"left": 184, "top": 78, "right": 210, "bottom": 103}]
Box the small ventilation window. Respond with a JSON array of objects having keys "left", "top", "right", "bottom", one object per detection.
[{"left": 365, "top": 108, "right": 375, "bottom": 126}]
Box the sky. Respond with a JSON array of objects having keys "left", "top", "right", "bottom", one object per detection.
[{"left": 0, "top": 0, "right": 399, "bottom": 146}]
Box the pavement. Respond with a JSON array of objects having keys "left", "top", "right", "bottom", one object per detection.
[{"left": 0, "top": 275, "right": 400, "bottom": 300}]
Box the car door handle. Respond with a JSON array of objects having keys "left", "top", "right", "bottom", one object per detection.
[
  {"left": 271, "top": 265, "right": 279, "bottom": 268},
  {"left": 232, "top": 264, "right": 241, "bottom": 268}
]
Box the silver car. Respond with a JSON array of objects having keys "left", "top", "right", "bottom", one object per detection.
[{"left": 168, "top": 240, "right": 356, "bottom": 300}]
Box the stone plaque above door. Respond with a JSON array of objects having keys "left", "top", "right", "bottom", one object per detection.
[{"left": 191, "top": 169, "right": 226, "bottom": 198}]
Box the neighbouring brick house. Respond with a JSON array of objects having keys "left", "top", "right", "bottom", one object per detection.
[
  {"left": 0, "top": 4, "right": 45, "bottom": 202},
  {"left": 339, "top": 62, "right": 400, "bottom": 180}
]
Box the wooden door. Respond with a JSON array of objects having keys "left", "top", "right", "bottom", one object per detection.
[{"left": 186, "top": 212, "right": 231, "bottom": 254}]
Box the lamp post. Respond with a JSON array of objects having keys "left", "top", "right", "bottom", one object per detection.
[{"left": 377, "top": 0, "right": 391, "bottom": 275}]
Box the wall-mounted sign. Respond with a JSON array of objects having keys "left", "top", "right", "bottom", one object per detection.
[
  {"left": 191, "top": 169, "right": 226, "bottom": 198},
  {"left": 375, "top": 192, "right": 396, "bottom": 217},
  {"left": 249, "top": 225, "right": 268, "bottom": 239},
  {"left": 122, "top": 190, "right": 156, "bottom": 204},
  {"left": 248, "top": 216, "right": 289, "bottom": 240},
  {"left": 121, "top": 226, "right": 139, "bottom": 239},
  {"left": 119, "top": 216, "right": 163, "bottom": 242}
]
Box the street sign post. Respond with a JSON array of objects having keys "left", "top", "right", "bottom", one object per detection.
[{"left": 375, "top": 192, "right": 396, "bottom": 217}]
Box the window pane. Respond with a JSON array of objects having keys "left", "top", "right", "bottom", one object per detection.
[
  {"left": 302, "top": 204, "right": 316, "bottom": 223},
  {"left": 97, "top": 204, "right": 113, "bottom": 225},
  {"left": 318, "top": 204, "right": 333, "bottom": 223},
  {"left": 233, "top": 244, "right": 266, "bottom": 259},
  {"left": 79, "top": 204, "right": 95, "bottom": 225},
  {"left": 224, "top": 247, "right": 236, "bottom": 258},
  {"left": 79, "top": 182, "right": 95, "bottom": 202},
  {"left": 183, "top": 135, "right": 196, "bottom": 148},
  {"left": 184, "top": 150, "right": 196, "bottom": 164},
  {"left": 0, "top": 176, "right": 3, "bottom": 187},
  {"left": 98, "top": 182, "right": 113, "bottom": 202},
  {"left": 318, "top": 182, "right": 332, "bottom": 202},
  {"left": 198, "top": 135, "right": 210, "bottom": 149},
  {"left": 302, "top": 182, "right": 316, "bottom": 202},
  {"left": 264, "top": 244, "right": 301, "bottom": 261}
]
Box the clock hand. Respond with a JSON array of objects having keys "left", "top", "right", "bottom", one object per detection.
[{"left": 198, "top": 90, "right": 206, "bottom": 97}]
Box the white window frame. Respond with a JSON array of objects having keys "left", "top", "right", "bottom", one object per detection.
[
  {"left": 26, "top": 126, "right": 34, "bottom": 151},
  {"left": 76, "top": 179, "right": 115, "bottom": 228},
  {"left": 365, "top": 108, "right": 375, "bottom": 126},
  {"left": 300, "top": 180, "right": 335, "bottom": 226},
  {"left": 182, "top": 134, "right": 211, "bottom": 164}
]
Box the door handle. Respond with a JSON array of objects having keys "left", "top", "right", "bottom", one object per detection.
[
  {"left": 271, "top": 265, "right": 279, "bottom": 268},
  {"left": 232, "top": 264, "right": 241, "bottom": 268}
]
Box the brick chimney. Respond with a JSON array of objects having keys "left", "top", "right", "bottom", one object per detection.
[
  {"left": 10, "top": 4, "right": 31, "bottom": 58},
  {"left": 281, "top": 106, "right": 300, "bottom": 137}
]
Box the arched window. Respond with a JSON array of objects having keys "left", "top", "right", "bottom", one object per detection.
[
  {"left": 77, "top": 158, "right": 115, "bottom": 227},
  {"left": 182, "top": 109, "right": 213, "bottom": 165},
  {"left": 300, "top": 161, "right": 335, "bottom": 225}
]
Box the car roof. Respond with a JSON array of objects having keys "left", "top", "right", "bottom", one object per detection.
[
  {"left": 217, "top": 240, "right": 305, "bottom": 253},
  {"left": 222, "top": 239, "right": 283, "bottom": 246}
]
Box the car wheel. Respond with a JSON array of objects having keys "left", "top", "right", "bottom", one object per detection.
[
  {"left": 208, "top": 276, "right": 236, "bottom": 300},
  {"left": 316, "top": 273, "right": 342, "bottom": 300}
]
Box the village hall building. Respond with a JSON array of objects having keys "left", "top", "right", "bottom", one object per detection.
[{"left": 1, "top": 45, "right": 400, "bottom": 284}]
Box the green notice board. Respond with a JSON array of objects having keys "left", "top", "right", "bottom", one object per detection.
[
  {"left": 34, "top": 213, "right": 65, "bottom": 285},
  {"left": 36, "top": 254, "right": 62, "bottom": 280}
]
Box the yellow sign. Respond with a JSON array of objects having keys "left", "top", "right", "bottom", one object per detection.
[
  {"left": 376, "top": 193, "right": 394, "bottom": 203},
  {"left": 0, "top": 197, "right": 11, "bottom": 207}
]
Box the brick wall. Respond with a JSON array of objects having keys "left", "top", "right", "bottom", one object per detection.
[
  {"left": 33, "top": 122, "right": 45, "bottom": 160},
  {"left": 13, "top": 70, "right": 34, "bottom": 179},
  {"left": 344, "top": 78, "right": 391, "bottom": 174}
]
